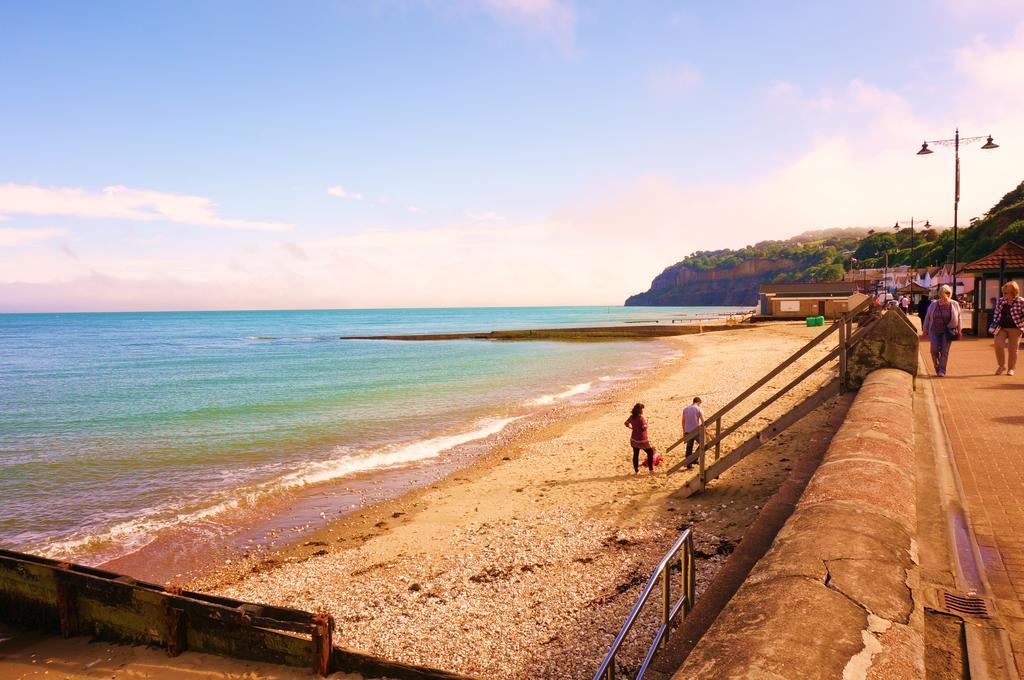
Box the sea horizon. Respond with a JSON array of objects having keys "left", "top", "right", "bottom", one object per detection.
[{"left": 0, "top": 302, "right": 723, "bottom": 316}]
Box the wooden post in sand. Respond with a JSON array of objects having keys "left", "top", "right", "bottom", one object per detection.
[{"left": 311, "top": 612, "right": 334, "bottom": 676}]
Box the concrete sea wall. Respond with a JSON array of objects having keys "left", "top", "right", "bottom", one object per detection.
[{"left": 675, "top": 368, "right": 923, "bottom": 679}]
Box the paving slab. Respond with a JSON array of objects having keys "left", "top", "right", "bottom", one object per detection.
[{"left": 922, "top": 333, "right": 1024, "bottom": 673}]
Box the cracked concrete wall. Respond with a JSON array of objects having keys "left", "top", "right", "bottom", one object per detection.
[{"left": 674, "top": 368, "right": 923, "bottom": 679}]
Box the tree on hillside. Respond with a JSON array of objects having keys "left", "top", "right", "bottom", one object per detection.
[
  {"left": 853, "top": 233, "right": 897, "bottom": 260},
  {"left": 987, "top": 180, "right": 1024, "bottom": 216}
]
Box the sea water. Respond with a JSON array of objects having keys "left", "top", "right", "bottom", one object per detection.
[{"left": 0, "top": 306, "right": 745, "bottom": 566}]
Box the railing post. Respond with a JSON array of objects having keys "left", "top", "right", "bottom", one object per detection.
[
  {"left": 682, "top": 541, "right": 691, "bottom": 614},
  {"left": 688, "top": 534, "right": 696, "bottom": 609},
  {"left": 698, "top": 425, "right": 706, "bottom": 490},
  {"left": 680, "top": 551, "right": 688, "bottom": 613},
  {"left": 662, "top": 566, "right": 671, "bottom": 646},
  {"left": 714, "top": 417, "right": 721, "bottom": 461},
  {"left": 838, "top": 314, "right": 848, "bottom": 392}
]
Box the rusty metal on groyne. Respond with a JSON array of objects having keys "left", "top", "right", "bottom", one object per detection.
[{"left": 0, "top": 548, "right": 467, "bottom": 679}]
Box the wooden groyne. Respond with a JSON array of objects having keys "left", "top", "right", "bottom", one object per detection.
[
  {"left": 340, "top": 322, "right": 752, "bottom": 342},
  {"left": 0, "top": 548, "right": 466, "bottom": 679}
]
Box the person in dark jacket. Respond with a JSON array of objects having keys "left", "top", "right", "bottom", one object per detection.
[{"left": 917, "top": 295, "right": 931, "bottom": 324}]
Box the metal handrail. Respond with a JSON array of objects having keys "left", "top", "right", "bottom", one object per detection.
[
  {"left": 662, "top": 298, "right": 877, "bottom": 489},
  {"left": 593, "top": 528, "right": 696, "bottom": 680},
  {"left": 595, "top": 301, "right": 876, "bottom": 678}
]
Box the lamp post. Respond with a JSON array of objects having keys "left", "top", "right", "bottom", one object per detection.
[
  {"left": 893, "top": 218, "right": 930, "bottom": 272},
  {"left": 916, "top": 129, "right": 998, "bottom": 300},
  {"left": 883, "top": 249, "right": 891, "bottom": 297}
]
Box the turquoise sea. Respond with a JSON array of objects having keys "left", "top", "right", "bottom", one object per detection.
[{"left": 0, "top": 306, "right": 748, "bottom": 567}]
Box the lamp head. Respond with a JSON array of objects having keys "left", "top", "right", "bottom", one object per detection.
[
  {"left": 981, "top": 135, "right": 999, "bottom": 150},
  {"left": 924, "top": 220, "right": 931, "bottom": 228},
  {"left": 917, "top": 142, "right": 933, "bottom": 155}
]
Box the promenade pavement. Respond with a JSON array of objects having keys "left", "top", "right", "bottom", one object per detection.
[{"left": 922, "top": 332, "right": 1024, "bottom": 673}]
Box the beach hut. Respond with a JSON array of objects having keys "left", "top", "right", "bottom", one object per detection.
[
  {"left": 962, "top": 241, "right": 1024, "bottom": 336},
  {"left": 757, "top": 282, "right": 866, "bottom": 319}
]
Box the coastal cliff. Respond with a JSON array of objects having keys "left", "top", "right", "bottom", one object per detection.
[
  {"left": 625, "top": 257, "right": 799, "bottom": 307},
  {"left": 624, "top": 227, "right": 870, "bottom": 308}
]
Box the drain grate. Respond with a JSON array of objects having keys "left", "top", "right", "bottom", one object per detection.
[{"left": 942, "top": 591, "right": 989, "bottom": 618}]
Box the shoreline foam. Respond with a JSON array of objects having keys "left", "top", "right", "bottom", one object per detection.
[
  {"left": 36, "top": 416, "right": 524, "bottom": 567},
  {"left": 76, "top": 339, "right": 677, "bottom": 580}
]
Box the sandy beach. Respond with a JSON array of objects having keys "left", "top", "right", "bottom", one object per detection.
[{"left": 188, "top": 323, "right": 845, "bottom": 679}]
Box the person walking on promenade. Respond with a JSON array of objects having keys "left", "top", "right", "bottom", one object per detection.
[
  {"left": 625, "top": 403, "right": 655, "bottom": 475},
  {"left": 922, "top": 284, "right": 961, "bottom": 377},
  {"left": 990, "top": 280, "right": 1024, "bottom": 376},
  {"left": 681, "top": 397, "right": 705, "bottom": 470},
  {"left": 918, "top": 295, "right": 931, "bottom": 324}
]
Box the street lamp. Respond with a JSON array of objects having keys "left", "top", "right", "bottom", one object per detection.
[
  {"left": 916, "top": 129, "right": 999, "bottom": 299},
  {"left": 893, "top": 218, "right": 930, "bottom": 271}
]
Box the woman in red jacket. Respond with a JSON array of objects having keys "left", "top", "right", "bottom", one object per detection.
[{"left": 624, "top": 403, "right": 656, "bottom": 474}]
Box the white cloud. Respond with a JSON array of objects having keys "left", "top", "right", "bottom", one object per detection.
[
  {"left": 0, "top": 227, "right": 69, "bottom": 248},
  {"left": 954, "top": 24, "right": 1024, "bottom": 113},
  {"left": 478, "top": 0, "right": 575, "bottom": 45},
  {"left": 941, "top": 0, "right": 1024, "bottom": 17},
  {"left": 648, "top": 63, "right": 702, "bottom": 97},
  {"left": 328, "top": 186, "right": 428, "bottom": 215},
  {"left": 0, "top": 221, "right": 580, "bottom": 310},
  {"left": 326, "top": 185, "right": 366, "bottom": 200},
  {"left": 765, "top": 79, "right": 799, "bottom": 99},
  {"left": 0, "top": 183, "right": 292, "bottom": 232},
  {"left": 558, "top": 57, "right": 1022, "bottom": 285},
  {"left": 466, "top": 211, "right": 504, "bottom": 221}
]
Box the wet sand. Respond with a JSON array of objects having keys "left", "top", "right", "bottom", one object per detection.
[{"left": 191, "top": 323, "right": 845, "bottom": 679}]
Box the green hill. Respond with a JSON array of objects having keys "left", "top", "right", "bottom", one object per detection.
[{"left": 625, "top": 179, "right": 1024, "bottom": 307}]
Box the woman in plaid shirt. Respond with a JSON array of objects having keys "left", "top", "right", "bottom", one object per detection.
[{"left": 991, "top": 280, "right": 1024, "bottom": 376}]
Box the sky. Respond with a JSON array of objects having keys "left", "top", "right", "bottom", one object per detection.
[{"left": 2, "top": 0, "right": 1024, "bottom": 312}]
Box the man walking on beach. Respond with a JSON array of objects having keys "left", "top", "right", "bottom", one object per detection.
[{"left": 682, "top": 397, "right": 705, "bottom": 469}]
